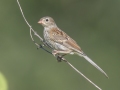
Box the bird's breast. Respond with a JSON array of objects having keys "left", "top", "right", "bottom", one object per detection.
[
  {"left": 43, "top": 29, "right": 69, "bottom": 51},
  {"left": 43, "top": 29, "right": 54, "bottom": 48}
]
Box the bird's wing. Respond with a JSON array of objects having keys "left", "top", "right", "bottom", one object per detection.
[
  {"left": 48, "top": 27, "right": 109, "bottom": 78},
  {"left": 49, "top": 27, "right": 83, "bottom": 52}
]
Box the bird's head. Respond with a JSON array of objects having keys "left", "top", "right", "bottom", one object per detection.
[{"left": 38, "top": 16, "right": 56, "bottom": 27}]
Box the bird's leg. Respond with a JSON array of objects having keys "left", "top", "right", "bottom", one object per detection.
[
  {"left": 52, "top": 50, "right": 58, "bottom": 57},
  {"left": 52, "top": 50, "right": 72, "bottom": 56},
  {"left": 52, "top": 50, "right": 72, "bottom": 62},
  {"left": 52, "top": 50, "right": 61, "bottom": 62}
]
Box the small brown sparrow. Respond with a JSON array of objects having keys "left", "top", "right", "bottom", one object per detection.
[{"left": 38, "top": 16, "right": 108, "bottom": 78}]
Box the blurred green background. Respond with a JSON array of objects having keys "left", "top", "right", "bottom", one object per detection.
[{"left": 0, "top": 0, "right": 120, "bottom": 90}]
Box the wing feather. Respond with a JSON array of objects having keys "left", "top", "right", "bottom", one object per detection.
[{"left": 48, "top": 27, "right": 82, "bottom": 52}]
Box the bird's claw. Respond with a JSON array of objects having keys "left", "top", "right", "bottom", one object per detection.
[
  {"left": 57, "top": 56, "right": 63, "bottom": 62},
  {"left": 57, "top": 54, "right": 66, "bottom": 62}
]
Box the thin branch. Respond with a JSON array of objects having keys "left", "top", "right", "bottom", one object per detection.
[
  {"left": 30, "top": 28, "right": 52, "bottom": 54},
  {"left": 16, "top": 0, "right": 102, "bottom": 90},
  {"left": 17, "top": 0, "right": 43, "bottom": 41},
  {"left": 30, "top": 28, "right": 39, "bottom": 47},
  {"left": 64, "top": 60, "right": 102, "bottom": 90}
]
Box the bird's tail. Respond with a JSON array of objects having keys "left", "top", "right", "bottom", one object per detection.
[{"left": 77, "top": 53, "right": 109, "bottom": 78}]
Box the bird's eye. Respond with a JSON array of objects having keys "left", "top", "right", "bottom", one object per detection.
[{"left": 46, "top": 18, "right": 49, "bottom": 22}]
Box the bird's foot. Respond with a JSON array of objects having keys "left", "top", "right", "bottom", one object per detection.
[
  {"left": 52, "top": 50, "right": 58, "bottom": 57},
  {"left": 52, "top": 50, "right": 66, "bottom": 62},
  {"left": 57, "top": 54, "right": 66, "bottom": 62}
]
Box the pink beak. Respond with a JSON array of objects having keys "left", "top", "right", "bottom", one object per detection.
[{"left": 38, "top": 20, "right": 42, "bottom": 24}]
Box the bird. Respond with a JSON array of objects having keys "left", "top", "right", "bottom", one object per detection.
[{"left": 38, "top": 16, "right": 108, "bottom": 78}]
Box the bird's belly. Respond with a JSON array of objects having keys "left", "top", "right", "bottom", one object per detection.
[
  {"left": 45, "top": 39, "right": 69, "bottom": 51},
  {"left": 54, "top": 43, "right": 69, "bottom": 51},
  {"left": 44, "top": 30, "right": 69, "bottom": 51}
]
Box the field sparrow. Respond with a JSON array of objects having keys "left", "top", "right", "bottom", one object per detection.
[{"left": 38, "top": 16, "right": 108, "bottom": 78}]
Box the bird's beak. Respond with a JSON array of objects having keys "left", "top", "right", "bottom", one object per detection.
[{"left": 38, "top": 20, "right": 42, "bottom": 24}]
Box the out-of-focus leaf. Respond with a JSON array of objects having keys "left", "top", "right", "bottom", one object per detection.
[{"left": 0, "top": 72, "right": 8, "bottom": 90}]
